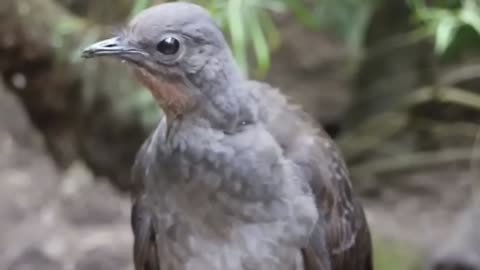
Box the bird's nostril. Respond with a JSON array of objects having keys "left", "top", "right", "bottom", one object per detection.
[{"left": 105, "top": 44, "right": 116, "bottom": 48}]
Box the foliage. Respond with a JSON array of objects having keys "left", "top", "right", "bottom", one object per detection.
[
  {"left": 205, "top": 0, "right": 377, "bottom": 75},
  {"left": 130, "top": 0, "right": 151, "bottom": 18},
  {"left": 409, "top": 0, "right": 480, "bottom": 58},
  {"left": 191, "top": 0, "right": 285, "bottom": 76},
  {"left": 286, "top": 0, "right": 376, "bottom": 57}
]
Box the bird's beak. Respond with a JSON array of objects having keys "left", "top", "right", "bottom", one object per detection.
[{"left": 82, "top": 36, "right": 147, "bottom": 59}]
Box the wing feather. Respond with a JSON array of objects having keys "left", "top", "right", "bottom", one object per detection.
[
  {"left": 130, "top": 133, "right": 162, "bottom": 270},
  {"left": 253, "top": 81, "right": 373, "bottom": 270}
]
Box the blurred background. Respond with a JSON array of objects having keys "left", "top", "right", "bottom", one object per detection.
[{"left": 1, "top": 0, "right": 480, "bottom": 269}]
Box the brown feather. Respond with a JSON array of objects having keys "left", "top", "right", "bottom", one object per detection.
[
  {"left": 133, "top": 68, "right": 192, "bottom": 119},
  {"left": 251, "top": 80, "right": 373, "bottom": 270}
]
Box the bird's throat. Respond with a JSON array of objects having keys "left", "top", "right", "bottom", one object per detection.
[{"left": 133, "top": 68, "right": 192, "bottom": 120}]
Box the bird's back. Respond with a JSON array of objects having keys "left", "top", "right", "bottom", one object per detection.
[{"left": 250, "top": 80, "right": 373, "bottom": 270}]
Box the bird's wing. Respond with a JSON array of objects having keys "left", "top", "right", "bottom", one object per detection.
[
  {"left": 131, "top": 196, "right": 160, "bottom": 270},
  {"left": 253, "top": 81, "right": 372, "bottom": 270},
  {"left": 305, "top": 132, "right": 373, "bottom": 270},
  {"left": 130, "top": 134, "right": 162, "bottom": 270}
]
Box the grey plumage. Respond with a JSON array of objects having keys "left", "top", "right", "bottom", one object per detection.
[{"left": 82, "top": 3, "right": 372, "bottom": 270}]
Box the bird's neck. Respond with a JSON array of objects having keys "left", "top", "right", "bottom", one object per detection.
[
  {"left": 185, "top": 61, "right": 253, "bottom": 131},
  {"left": 135, "top": 54, "right": 250, "bottom": 131},
  {"left": 134, "top": 68, "right": 193, "bottom": 121}
]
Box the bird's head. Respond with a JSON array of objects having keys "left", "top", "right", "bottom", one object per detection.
[{"left": 82, "top": 2, "right": 242, "bottom": 119}]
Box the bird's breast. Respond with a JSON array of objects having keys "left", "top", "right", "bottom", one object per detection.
[
  {"left": 140, "top": 119, "right": 318, "bottom": 227},
  {"left": 156, "top": 218, "right": 306, "bottom": 270},
  {"left": 136, "top": 121, "right": 318, "bottom": 269}
]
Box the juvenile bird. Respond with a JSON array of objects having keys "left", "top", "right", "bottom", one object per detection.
[{"left": 82, "top": 2, "right": 372, "bottom": 270}]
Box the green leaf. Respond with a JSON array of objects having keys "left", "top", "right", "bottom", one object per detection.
[
  {"left": 259, "top": 10, "right": 280, "bottom": 50},
  {"left": 434, "top": 16, "right": 460, "bottom": 54},
  {"left": 285, "top": 0, "right": 319, "bottom": 29},
  {"left": 459, "top": 0, "right": 480, "bottom": 34},
  {"left": 227, "top": 0, "right": 248, "bottom": 74},
  {"left": 130, "top": 0, "right": 151, "bottom": 18},
  {"left": 247, "top": 9, "right": 270, "bottom": 76}
]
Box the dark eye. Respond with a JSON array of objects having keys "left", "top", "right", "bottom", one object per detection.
[{"left": 156, "top": 37, "right": 180, "bottom": 55}]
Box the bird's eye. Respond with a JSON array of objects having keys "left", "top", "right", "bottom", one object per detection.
[{"left": 156, "top": 37, "right": 180, "bottom": 55}]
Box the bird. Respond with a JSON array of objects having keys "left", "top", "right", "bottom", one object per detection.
[{"left": 81, "top": 2, "right": 372, "bottom": 270}]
